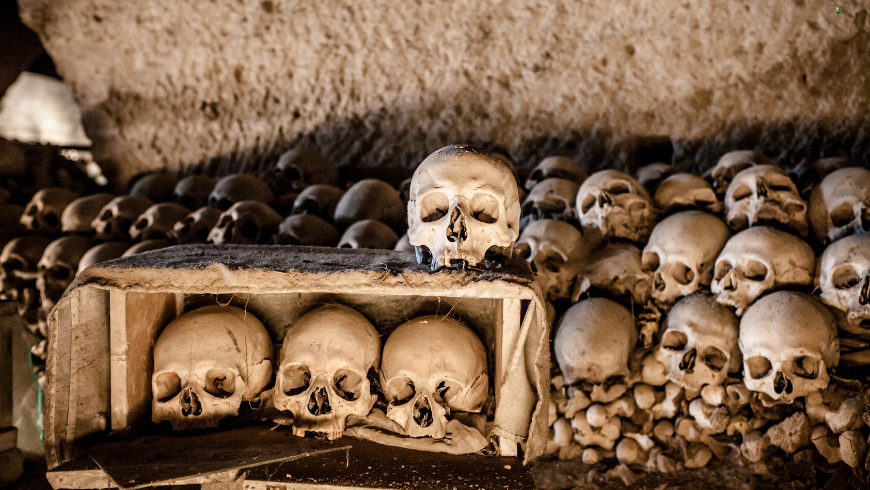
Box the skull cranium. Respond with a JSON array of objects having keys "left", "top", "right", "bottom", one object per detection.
[
  {"left": 207, "top": 201, "right": 282, "bottom": 245},
  {"left": 576, "top": 170, "right": 657, "bottom": 244},
  {"left": 515, "top": 219, "right": 591, "bottom": 301},
  {"left": 808, "top": 167, "right": 870, "bottom": 245},
  {"left": 129, "top": 203, "right": 190, "bottom": 241},
  {"left": 724, "top": 165, "right": 808, "bottom": 237},
  {"left": 817, "top": 234, "right": 870, "bottom": 335},
  {"left": 171, "top": 207, "right": 222, "bottom": 245},
  {"left": 91, "top": 195, "right": 154, "bottom": 241},
  {"left": 20, "top": 188, "right": 79, "bottom": 234}
]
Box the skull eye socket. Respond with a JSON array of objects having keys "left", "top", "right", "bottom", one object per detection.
[
  {"left": 49, "top": 265, "right": 72, "bottom": 281},
  {"left": 386, "top": 377, "right": 415, "bottom": 405},
  {"left": 830, "top": 203, "right": 855, "bottom": 228},
  {"left": 470, "top": 194, "right": 500, "bottom": 224},
  {"left": 281, "top": 365, "right": 311, "bottom": 396},
  {"left": 204, "top": 368, "right": 237, "bottom": 398},
  {"left": 714, "top": 261, "right": 732, "bottom": 281},
  {"left": 702, "top": 347, "right": 728, "bottom": 372},
  {"left": 641, "top": 251, "right": 660, "bottom": 273},
  {"left": 540, "top": 254, "right": 566, "bottom": 273},
  {"left": 3, "top": 258, "right": 24, "bottom": 273},
  {"left": 98, "top": 209, "right": 114, "bottom": 221},
  {"left": 746, "top": 356, "right": 772, "bottom": 379},
  {"left": 239, "top": 220, "right": 260, "bottom": 240},
  {"left": 579, "top": 194, "right": 596, "bottom": 214},
  {"left": 154, "top": 372, "right": 182, "bottom": 402},
  {"left": 43, "top": 213, "right": 60, "bottom": 228},
  {"left": 832, "top": 265, "right": 861, "bottom": 289},
  {"left": 792, "top": 356, "right": 820, "bottom": 379},
  {"left": 731, "top": 183, "right": 752, "bottom": 201},
  {"left": 661, "top": 331, "right": 688, "bottom": 351},
  {"left": 514, "top": 242, "right": 532, "bottom": 260},
  {"left": 671, "top": 263, "right": 695, "bottom": 285},
  {"left": 743, "top": 260, "right": 769, "bottom": 281},
  {"left": 433, "top": 380, "right": 461, "bottom": 405},
  {"left": 604, "top": 181, "right": 630, "bottom": 195},
  {"left": 419, "top": 193, "right": 449, "bottom": 223},
  {"left": 333, "top": 369, "right": 364, "bottom": 402},
  {"left": 134, "top": 218, "right": 149, "bottom": 230}
]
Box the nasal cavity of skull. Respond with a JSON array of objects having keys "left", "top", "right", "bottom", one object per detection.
[
  {"left": 204, "top": 369, "right": 236, "bottom": 398},
  {"left": 420, "top": 193, "right": 449, "bottom": 222},
  {"left": 792, "top": 356, "right": 820, "bottom": 379},
  {"left": 155, "top": 372, "right": 182, "bottom": 402},
  {"left": 832, "top": 265, "right": 861, "bottom": 290},
  {"left": 831, "top": 203, "right": 856, "bottom": 228},
  {"left": 746, "top": 356, "right": 772, "bottom": 379},
  {"left": 414, "top": 397, "right": 434, "bottom": 427},
  {"left": 282, "top": 365, "right": 311, "bottom": 396},
  {"left": 333, "top": 369, "right": 363, "bottom": 401},
  {"left": 387, "top": 377, "right": 416, "bottom": 405}
]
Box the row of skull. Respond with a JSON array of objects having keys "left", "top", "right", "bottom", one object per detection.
[
  {"left": 151, "top": 304, "right": 488, "bottom": 441},
  {"left": 555, "top": 291, "right": 838, "bottom": 408}
]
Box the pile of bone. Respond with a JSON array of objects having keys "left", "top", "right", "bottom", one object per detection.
[{"left": 523, "top": 151, "right": 870, "bottom": 482}]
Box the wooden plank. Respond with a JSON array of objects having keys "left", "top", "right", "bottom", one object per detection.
[
  {"left": 87, "top": 423, "right": 348, "bottom": 489},
  {"left": 495, "top": 298, "right": 522, "bottom": 457},
  {"left": 45, "top": 300, "right": 72, "bottom": 468},
  {"left": 47, "top": 457, "right": 241, "bottom": 489},
  {"left": 111, "top": 291, "right": 176, "bottom": 430}
]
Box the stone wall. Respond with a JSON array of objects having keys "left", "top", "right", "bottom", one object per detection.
[{"left": 17, "top": 0, "right": 870, "bottom": 187}]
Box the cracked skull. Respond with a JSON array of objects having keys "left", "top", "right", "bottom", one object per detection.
[
  {"left": 642, "top": 211, "right": 730, "bottom": 306},
  {"left": 520, "top": 178, "right": 579, "bottom": 231},
  {"left": 656, "top": 292, "right": 741, "bottom": 391},
  {"left": 576, "top": 170, "right": 657, "bottom": 243},
  {"left": 712, "top": 227, "right": 815, "bottom": 315},
  {"left": 20, "top": 188, "right": 79, "bottom": 234},
  {"left": 818, "top": 234, "right": 870, "bottom": 335},
  {"left": 407, "top": 145, "right": 521, "bottom": 270},
  {"left": 808, "top": 167, "right": 870, "bottom": 245},
  {"left": 554, "top": 298, "right": 636, "bottom": 385},
  {"left": 724, "top": 165, "right": 808, "bottom": 237},
  {"left": 740, "top": 292, "right": 839, "bottom": 404},
  {"left": 273, "top": 305, "right": 381, "bottom": 440},
  {"left": 152, "top": 306, "right": 273, "bottom": 430},
  {"left": 515, "top": 219, "right": 591, "bottom": 301},
  {"left": 381, "top": 315, "right": 488, "bottom": 438}
]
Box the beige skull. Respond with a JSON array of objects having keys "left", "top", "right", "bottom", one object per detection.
[
  {"left": 572, "top": 242, "right": 651, "bottom": 305},
  {"left": 21, "top": 188, "right": 79, "bottom": 234},
  {"left": 208, "top": 174, "right": 275, "bottom": 211},
  {"left": 334, "top": 179, "right": 404, "bottom": 232},
  {"left": 525, "top": 156, "right": 586, "bottom": 191},
  {"left": 515, "top": 220, "right": 590, "bottom": 301},
  {"left": 77, "top": 241, "right": 132, "bottom": 274},
  {"left": 337, "top": 219, "right": 399, "bottom": 250},
  {"left": 171, "top": 207, "right": 222, "bottom": 245},
  {"left": 174, "top": 175, "right": 216, "bottom": 210},
  {"left": 724, "top": 165, "right": 808, "bottom": 237},
  {"left": 706, "top": 150, "right": 774, "bottom": 198},
  {"left": 520, "top": 178, "right": 579, "bottom": 230},
  {"left": 576, "top": 170, "right": 657, "bottom": 244},
  {"left": 36, "top": 236, "right": 93, "bottom": 308},
  {"left": 92, "top": 195, "right": 154, "bottom": 241},
  {"left": 130, "top": 173, "right": 177, "bottom": 203},
  {"left": 808, "top": 167, "right": 870, "bottom": 245},
  {"left": 654, "top": 173, "right": 722, "bottom": 216},
  {"left": 271, "top": 147, "right": 338, "bottom": 193},
  {"left": 1, "top": 236, "right": 52, "bottom": 296},
  {"left": 61, "top": 193, "right": 114, "bottom": 235},
  {"left": 207, "top": 201, "right": 282, "bottom": 245},
  {"left": 790, "top": 157, "right": 853, "bottom": 200},
  {"left": 817, "top": 234, "right": 870, "bottom": 335},
  {"left": 274, "top": 214, "right": 341, "bottom": 247},
  {"left": 129, "top": 203, "right": 190, "bottom": 241},
  {"left": 292, "top": 184, "right": 345, "bottom": 222}
]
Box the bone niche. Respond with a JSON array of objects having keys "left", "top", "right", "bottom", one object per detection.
[
  {"left": 152, "top": 306, "right": 273, "bottom": 430},
  {"left": 740, "top": 291, "right": 839, "bottom": 405},
  {"left": 380, "top": 315, "right": 488, "bottom": 439},
  {"left": 655, "top": 292, "right": 741, "bottom": 391},
  {"left": 407, "top": 145, "right": 521, "bottom": 271},
  {"left": 712, "top": 227, "right": 815, "bottom": 315},
  {"left": 273, "top": 305, "right": 381, "bottom": 440}
]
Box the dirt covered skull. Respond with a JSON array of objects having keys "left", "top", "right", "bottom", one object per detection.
[
  {"left": 407, "top": 145, "right": 520, "bottom": 270},
  {"left": 656, "top": 292, "right": 740, "bottom": 391},
  {"left": 576, "top": 170, "right": 657, "bottom": 243},
  {"left": 152, "top": 306, "right": 273, "bottom": 430},
  {"left": 273, "top": 305, "right": 381, "bottom": 440},
  {"left": 817, "top": 234, "right": 870, "bottom": 335},
  {"left": 515, "top": 219, "right": 591, "bottom": 301},
  {"left": 740, "top": 292, "right": 839, "bottom": 404},
  {"left": 381, "top": 316, "right": 488, "bottom": 438},
  {"left": 724, "top": 165, "right": 808, "bottom": 237}
]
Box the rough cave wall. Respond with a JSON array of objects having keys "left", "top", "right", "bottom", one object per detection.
[{"left": 17, "top": 0, "right": 870, "bottom": 187}]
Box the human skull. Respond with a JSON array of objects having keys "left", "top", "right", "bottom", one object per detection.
[
  {"left": 122, "top": 239, "right": 171, "bottom": 257},
  {"left": 520, "top": 178, "right": 579, "bottom": 230},
  {"left": 525, "top": 156, "right": 586, "bottom": 191},
  {"left": 20, "top": 188, "right": 79, "bottom": 234},
  {"left": 724, "top": 165, "right": 808, "bottom": 237},
  {"left": 817, "top": 234, "right": 870, "bottom": 335},
  {"left": 77, "top": 242, "right": 132, "bottom": 274},
  {"left": 274, "top": 304, "right": 380, "bottom": 440},
  {"left": 0, "top": 236, "right": 52, "bottom": 297},
  {"left": 274, "top": 214, "right": 341, "bottom": 246},
  {"left": 174, "top": 175, "right": 216, "bottom": 210},
  {"left": 740, "top": 292, "right": 839, "bottom": 404},
  {"left": 790, "top": 156, "right": 853, "bottom": 200},
  {"left": 208, "top": 174, "right": 275, "bottom": 211},
  {"left": 334, "top": 179, "right": 404, "bottom": 232},
  {"left": 642, "top": 211, "right": 730, "bottom": 306},
  {"left": 655, "top": 292, "right": 741, "bottom": 391},
  {"left": 554, "top": 298, "right": 636, "bottom": 385},
  {"left": 171, "top": 207, "right": 222, "bottom": 245},
  {"left": 635, "top": 163, "right": 675, "bottom": 195},
  {"left": 130, "top": 173, "right": 177, "bottom": 203},
  {"left": 515, "top": 220, "right": 590, "bottom": 301},
  {"left": 129, "top": 203, "right": 190, "bottom": 241},
  {"left": 36, "top": 236, "right": 93, "bottom": 308},
  {"left": 338, "top": 219, "right": 399, "bottom": 249},
  {"left": 152, "top": 305, "right": 273, "bottom": 430},
  {"left": 572, "top": 242, "right": 651, "bottom": 305},
  {"left": 394, "top": 234, "right": 414, "bottom": 252},
  {"left": 92, "top": 195, "right": 154, "bottom": 241},
  {"left": 808, "top": 167, "right": 870, "bottom": 245},
  {"left": 407, "top": 145, "right": 521, "bottom": 271},
  {"left": 61, "top": 193, "right": 114, "bottom": 235},
  {"left": 207, "top": 201, "right": 283, "bottom": 245},
  {"left": 381, "top": 315, "right": 488, "bottom": 438},
  {"left": 576, "top": 170, "right": 657, "bottom": 244},
  {"left": 654, "top": 173, "right": 722, "bottom": 216},
  {"left": 706, "top": 150, "right": 775, "bottom": 198},
  {"left": 712, "top": 227, "right": 815, "bottom": 315},
  {"left": 291, "top": 184, "right": 345, "bottom": 222},
  {"left": 270, "top": 147, "right": 338, "bottom": 193}
]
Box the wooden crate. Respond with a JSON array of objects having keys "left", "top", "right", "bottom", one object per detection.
[{"left": 45, "top": 245, "right": 549, "bottom": 488}]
